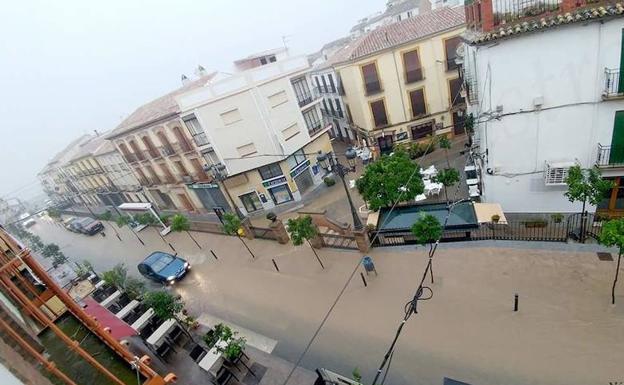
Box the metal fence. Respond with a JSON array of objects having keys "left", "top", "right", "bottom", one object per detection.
[
  {"left": 320, "top": 232, "right": 358, "bottom": 250},
  {"left": 372, "top": 213, "right": 604, "bottom": 247},
  {"left": 493, "top": 0, "right": 561, "bottom": 26}
]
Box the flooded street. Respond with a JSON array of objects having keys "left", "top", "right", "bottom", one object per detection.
[{"left": 29, "top": 217, "right": 624, "bottom": 385}]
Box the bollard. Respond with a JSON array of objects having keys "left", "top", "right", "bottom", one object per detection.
[
  {"left": 360, "top": 272, "right": 368, "bottom": 287},
  {"left": 514, "top": 293, "right": 519, "bottom": 312},
  {"left": 168, "top": 243, "right": 176, "bottom": 252},
  {"left": 272, "top": 258, "right": 280, "bottom": 272},
  {"left": 210, "top": 250, "right": 218, "bottom": 260}
]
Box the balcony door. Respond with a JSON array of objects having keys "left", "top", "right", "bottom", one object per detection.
[{"left": 609, "top": 111, "right": 624, "bottom": 165}]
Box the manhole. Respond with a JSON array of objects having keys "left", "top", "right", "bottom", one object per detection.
[{"left": 597, "top": 252, "right": 614, "bottom": 261}]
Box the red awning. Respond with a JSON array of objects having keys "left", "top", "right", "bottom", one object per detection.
[{"left": 83, "top": 297, "right": 137, "bottom": 340}]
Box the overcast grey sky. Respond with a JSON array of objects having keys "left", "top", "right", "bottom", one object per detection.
[{"left": 0, "top": 0, "right": 382, "bottom": 200}]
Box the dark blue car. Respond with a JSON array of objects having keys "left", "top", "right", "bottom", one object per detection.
[{"left": 137, "top": 251, "right": 190, "bottom": 284}]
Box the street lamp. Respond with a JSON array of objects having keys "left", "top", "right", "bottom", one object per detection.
[
  {"left": 316, "top": 149, "right": 363, "bottom": 231},
  {"left": 204, "top": 163, "right": 245, "bottom": 220}
]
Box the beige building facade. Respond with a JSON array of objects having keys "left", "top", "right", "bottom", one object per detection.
[{"left": 333, "top": 6, "right": 466, "bottom": 155}]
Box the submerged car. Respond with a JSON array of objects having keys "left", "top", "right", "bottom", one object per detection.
[
  {"left": 78, "top": 217, "right": 104, "bottom": 235},
  {"left": 137, "top": 251, "right": 190, "bottom": 284}
]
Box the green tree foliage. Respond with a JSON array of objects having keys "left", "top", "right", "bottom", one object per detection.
[
  {"left": 221, "top": 212, "right": 242, "bottom": 236},
  {"left": 170, "top": 214, "right": 190, "bottom": 232},
  {"left": 47, "top": 208, "right": 61, "bottom": 218},
  {"left": 564, "top": 165, "right": 613, "bottom": 213},
  {"left": 52, "top": 253, "right": 67, "bottom": 268},
  {"left": 160, "top": 214, "right": 172, "bottom": 226},
  {"left": 599, "top": 218, "right": 624, "bottom": 304},
  {"left": 73, "top": 260, "right": 94, "bottom": 277},
  {"left": 124, "top": 277, "right": 146, "bottom": 300},
  {"left": 115, "top": 215, "right": 131, "bottom": 227},
  {"left": 438, "top": 135, "right": 452, "bottom": 168},
  {"left": 143, "top": 291, "right": 184, "bottom": 321},
  {"left": 411, "top": 214, "right": 443, "bottom": 254},
  {"left": 98, "top": 211, "right": 113, "bottom": 221},
  {"left": 42, "top": 243, "right": 61, "bottom": 259},
  {"left": 434, "top": 168, "right": 460, "bottom": 204},
  {"left": 286, "top": 215, "right": 318, "bottom": 246},
  {"left": 357, "top": 151, "right": 424, "bottom": 211},
  {"left": 135, "top": 212, "right": 157, "bottom": 226},
  {"left": 102, "top": 263, "right": 128, "bottom": 290}
]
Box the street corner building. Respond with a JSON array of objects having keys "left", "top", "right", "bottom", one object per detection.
[
  {"left": 462, "top": 0, "right": 624, "bottom": 214},
  {"left": 327, "top": 5, "right": 467, "bottom": 157}
]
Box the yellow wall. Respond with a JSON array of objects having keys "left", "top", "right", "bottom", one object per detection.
[{"left": 337, "top": 26, "right": 466, "bottom": 147}]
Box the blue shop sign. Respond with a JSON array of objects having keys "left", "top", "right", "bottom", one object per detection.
[
  {"left": 289, "top": 159, "right": 311, "bottom": 178},
  {"left": 188, "top": 183, "right": 220, "bottom": 189},
  {"left": 262, "top": 176, "right": 288, "bottom": 188}
]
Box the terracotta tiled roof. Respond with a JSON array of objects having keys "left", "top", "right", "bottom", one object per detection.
[
  {"left": 107, "top": 72, "right": 217, "bottom": 139},
  {"left": 469, "top": 3, "right": 624, "bottom": 44},
  {"left": 333, "top": 6, "right": 465, "bottom": 64}
]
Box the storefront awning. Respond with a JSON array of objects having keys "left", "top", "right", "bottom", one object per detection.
[
  {"left": 473, "top": 203, "right": 507, "bottom": 224},
  {"left": 117, "top": 202, "right": 152, "bottom": 211}
]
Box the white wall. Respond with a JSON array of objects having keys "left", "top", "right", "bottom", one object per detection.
[{"left": 468, "top": 18, "right": 624, "bottom": 212}]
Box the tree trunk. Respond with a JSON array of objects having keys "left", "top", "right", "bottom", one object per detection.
[
  {"left": 445, "top": 149, "right": 450, "bottom": 169},
  {"left": 238, "top": 235, "right": 255, "bottom": 259},
  {"left": 580, "top": 199, "right": 587, "bottom": 243},
  {"left": 186, "top": 231, "right": 202, "bottom": 249},
  {"left": 306, "top": 239, "right": 325, "bottom": 269},
  {"left": 613, "top": 252, "right": 622, "bottom": 305},
  {"left": 174, "top": 315, "right": 195, "bottom": 342}
]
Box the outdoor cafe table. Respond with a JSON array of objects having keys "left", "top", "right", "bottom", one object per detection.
[
  {"left": 198, "top": 340, "right": 228, "bottom": 374},
  {"left": 131, "top": 308, "right": 154, "bottom": 331},
  {"left": 100, "top": 290, "right": 121, "bottom": 308},
  {"left": 115, "top": 300, "right": 139, "bottom": 319},
  {"left": 146, "top": 318, "right": 177, "bottom": 348}
]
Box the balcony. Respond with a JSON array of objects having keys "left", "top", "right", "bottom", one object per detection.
[
  {"left": 159, "top": 145, "right": 176, "bottom": 157},
  {"left": 320, "top": 108, "right": 344, "bottom": 119},
  {"left": 172, "top": 141, "right": 194, "bottom": 154},
  {"left": 191, "top": 132, "right": 210, "bottom": 147},
  {"left": 596, "top": 143, "right": 624, "bottom": 167},
  {"left": 307, "top": 117, "right": 332, "bottom": 137},
  {"left": 315, "top": 85, "right": 344, "bottom": 95},
  {"left": 603, "top": 68, "right": 623, "bottom": 99},
  {"left": 124, "top": 153, "right": 139, "bottom": 164},
  {"left": 296, "top": 88, "right": 321, "bottom": 108}
]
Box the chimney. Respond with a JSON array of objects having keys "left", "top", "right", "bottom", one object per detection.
[
  {"left": 181, "top": 74, "right": 190, "bottom": 85},
  {"left": 195, "top": 65, "right": 207, "bottom": 77}
]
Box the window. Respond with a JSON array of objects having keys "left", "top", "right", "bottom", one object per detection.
[
  {"left": 407, "top": 11, "right": 412, "bottom": 17},
  {"left": 268, "top": 55, "right": 277, "bottom": 63},
  {"left": 403, "top": 49, "right": 423, "bottom": 84},
  {"left": 291, "top": 77, "right": 312, "bottom": 107},
  {"left": 361, "top": 63, "right": 382, "bottom": 95},
  {"left": 303, "top": 108, "right": 322, "bottom": 134},
  {"left": 314, "top": 77, "right": 322, "bottom": 93},
  {"left": 183, "top": 115, "right": 210, "bottom": 146},
  {"left": 174, "top": 160, "right": 190, "bottom": 178},
  {"left": 449, "top": 78, "right": 465, "bottom": 107},
  {"left": 370, "top": 99, "right": 388, "bottom": 128},
  {"left": 240, "top": 191, "right": 262, "bottom": 212},
  {"left": 410, "top": 121, "right": 434, "bottom": 140},
  {"left": 236, "top": 142, "right": 257, "bottom": 157},
  {"left": 282, "top": 123, "right": 300, "bottom": 140},
  {"left": 327, "top": 74, "right": 336, "bottom": 93},
  {"left": 286, "top": 150, "right": 306, "bottom": 169},
  {"left": 346, "top": 104, "right": 353, "bottom": 124},
  {"left": 321, "top": 76, "right": 329, "bottom": 94},
  {"left": 258, "top": 163, "right": 283, "bottom": 180},
  {"left": 268, "top": 184, "right": 293, "bottom": 205},
  {"left": 268, "top": 90, "right": 288, "bottom": 107},
  {"left": 202, "top": 150, "right": 219, "bottom": 166},
  {"left": 334, "top": 98, "right": 344, "bottom": 118},
  {"left": 444, "top": 36, "right": 461, "bottom": 71},
  {"left": 409, "top": 89, "right": 427, "bottom": 118},
  {"left": 220, "top": 109, "right": 242, "bottom": 125},
  {"left": 260, "top": 57, "right": 267, "bottom": 65}
]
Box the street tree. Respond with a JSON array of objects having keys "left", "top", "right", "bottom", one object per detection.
[
  {"left": 222, "top": 212, "right": 255, "bottom": 259},
  {"left": 52, "top": 253, "right": 67, "bottom": 268},
  {"left": 170, "top": 214, "right": 201, "bottom": 249},
  {"left": 411, "top": 213, "right": 443, "bottom": 283},
  {"left": 115, "top": 215, "right": 130, "bottom": 228},
  {"left": 565, "top": 165, "right": 613, "bottom": 242},
  {"left": 99, "top": 211, "right": 113, "bottom": 221},
  {"left": 438, "top": 135, "right": 452, "bottom": 168},
  {"left": 434, "top": 168, "right": 460, "bottom": 205},
  {"left": 47, "top": 208, "right": 60, "bottom": 219},
  {"left": 357, "top": 150, "right": 424, "bottom": 211},
  {"left": 143, "top": 290, "right": 192, "bottom": 338},
  {"left": 124, "top": 277, "right": 146, "bottom": 301},
  {"left": 102, "top": 263, "right": 128, "bottom": 290},
  {"left": 41, "top": 243, "right": 61, "bottom": 259},
  {"left": 287, "top": 215, "right": 325, "bottom": 269},
  {"left": 598, "top": 218, "right": 624, "bottom": 304}
]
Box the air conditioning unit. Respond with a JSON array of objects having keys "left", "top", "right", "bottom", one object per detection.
[{"left": 544, "top": 161, "right": 576, "bottom": 186}]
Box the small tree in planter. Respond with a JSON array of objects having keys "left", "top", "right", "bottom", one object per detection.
[
  {"left": 102, "top": 263, "right": 128, "bottom": 290},
  {"left": 170, "top": 214, "right": 201, "bottom": 249},
  {"left": 411, "top": 213, "right": 443, "bottom": 283},
  {"left": 52, "top": 253, "right": 68, "bottom": 268},
  {"left": 124, "top": 277, "right": 146, "bottom": 301},
  {"left": 115, "top": 215, "right": 131, "bottom": 228},
  {"left": 491, "top": 214, "right": 500, "bottom": 223},
  {"left": 143, "top": 290, "right": 192, "bottom": 339},
  {"left": 287, "top": 215, "right": 325, "bottom": 269},
  {"left": 564, "top": 165, "right": 613, "bottom": 242},
  {"left": 434, "top": 168, "right": 460, "bottom": 206},
  {"left": 323, "top": 177, "right": 336, "bottom": 187},
  {"left": 222, "top": 212, "right": 256, "bottom": 259},
  {"left": 598, "top": 218, "right": 624, "bottom": 304},
  {"left": 219, "top": 337, "right": 247, "bottom": 362},
  {"left": 42, "top": 243, "right": 61, "bottom": 259},
  {"left": 438, "top": 135, "right": 452, "bottom": 168}
]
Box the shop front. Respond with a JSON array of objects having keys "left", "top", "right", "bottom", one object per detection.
[
  {"left": 187, "top": 182, "right": 229, "bottom": 211},
  {"left": 290, "top": 159, "right": 314, "bottom": 195},
  {"left": 262, "top": 176, "right": 294, "bottom": 206}
]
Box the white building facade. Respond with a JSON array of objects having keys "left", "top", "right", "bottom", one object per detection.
[
  {"left": 310, "top": 66, "right": 355, "bottom": 144},
  {"left": 176, "top": 55, "right": 333, "bottom": 215},
  {"left": 464, "top": 1, "right": 624, "bottom": 214}
]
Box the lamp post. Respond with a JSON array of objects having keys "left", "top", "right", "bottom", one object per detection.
[
  {"left": 316, "top": 148, "right": 363, "bottom": 231},
  {"left": 204, "top": 163, "right": 245, "bottom": 220}
]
